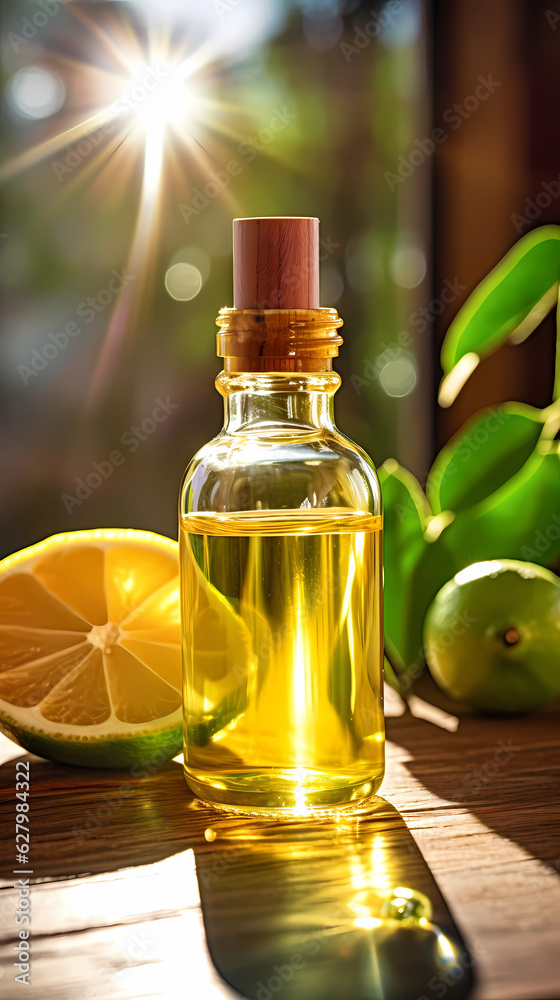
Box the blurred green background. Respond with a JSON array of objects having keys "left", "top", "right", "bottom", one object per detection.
[
  {"left": 0, "top": 0, "right": 432, "bottom": 555},
  {"left": 0, "top": 0, "right": 557, "bottom": 557}
]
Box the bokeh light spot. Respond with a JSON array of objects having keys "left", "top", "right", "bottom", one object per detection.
[
  {"left": 7, "top": 67, "right": 66, "bottom": 120},
  {"left": 170, "top": 246, "right": 211, "bottom": 284},
  {"left": 390, "top": 245, "right": 426, "bottom": 289},
  {"left": 164, "top": 263, "right": 203, "bottom": 301},
  {"left": 380, "top": 0, "right": 422, "bottom": 49},
  {"left": 379, "top": 356, "right": 417, "bottom": 397}
]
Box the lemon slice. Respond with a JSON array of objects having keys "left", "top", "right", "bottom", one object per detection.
[
  {"left": 183, "top": 567, "right": 272, "bottom": 747},
  {"left": 0, "top": 529, "right": 182, "bottom": 767}
]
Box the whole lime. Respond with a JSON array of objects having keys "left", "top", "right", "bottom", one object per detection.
[{"left": 424, "top": 559, "right": 560, "bottom": 714}]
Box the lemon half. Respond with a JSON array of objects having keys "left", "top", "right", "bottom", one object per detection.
[{"left": 0, "top": 529, "right": 182, "bottom": 767}]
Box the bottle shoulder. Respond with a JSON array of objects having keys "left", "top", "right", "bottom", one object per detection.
[
  {"left": 180, "top": 427, "right": 380, "bottom": 516},
  {"left": 183, "top": 426, "right": 377, "bottom": 467},
  {"left": 324, "top": 428, "right": 379, "bottom": 475}
]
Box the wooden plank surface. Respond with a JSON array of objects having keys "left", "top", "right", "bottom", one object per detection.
[
  {"left": 384, "top": 687, "right": 560, "bottom": 1000},
  {"left": 0, "top": 686, "right": 559, "bottom": 1000}
]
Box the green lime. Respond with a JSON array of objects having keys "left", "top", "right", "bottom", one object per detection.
[{"left": 424, "top": 559, "right": 560, "bottom": 713}]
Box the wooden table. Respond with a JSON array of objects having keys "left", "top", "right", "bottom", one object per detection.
[{"left": 0, "top": 684, "right": 559, "bottom": 1000}]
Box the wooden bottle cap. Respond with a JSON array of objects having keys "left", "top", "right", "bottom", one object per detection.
[{"left": 233, "top": 217, "right": 320, "bottom": 310}]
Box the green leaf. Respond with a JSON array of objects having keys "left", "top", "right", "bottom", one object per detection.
[
  {"left": 440, "top": 445, "right": 560, "bottom": 570},
  {"left": 406, "top": 533, "right": 456, "bottom": 669},
  {"left": 379, "top": 460, "right": 430, "bottom": 554},
  {"left": 427, "top": 403, "right": 545, "bottom": 515},
  {"left": 379, "top": 461, "right": 455, "bottom": 671},
  {"left": 379, "top": 460, "right": 428, "bottom": 668},
  {"left": 439, "top": 226, "right": 560, "bottom": 405}
]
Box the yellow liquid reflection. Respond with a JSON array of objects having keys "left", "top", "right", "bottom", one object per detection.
[
  {"left": 180, "top": 509, "right": 384, "bottom": 810},
  {"left": 194, "top": 797, "right": 474, "bottom": 1000}
]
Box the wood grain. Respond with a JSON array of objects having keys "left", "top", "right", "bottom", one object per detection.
[
  {"left": 0, "top": 685, "right": 558, "bottom": 1000},
  {"left": 233, "top": 218, "right": 320, "bottom": 310}
]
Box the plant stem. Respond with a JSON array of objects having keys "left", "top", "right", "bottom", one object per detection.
[{"left": 383, "top": 646, "right": 412, "bottom": 713}]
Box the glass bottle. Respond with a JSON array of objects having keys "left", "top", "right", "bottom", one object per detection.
[{"left": 179, "top": 217, "right": 384, "bottom": 812}]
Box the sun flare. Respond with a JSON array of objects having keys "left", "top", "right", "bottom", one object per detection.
[{"left": 1, "top": 7, "right": 256, "bottom": 409}]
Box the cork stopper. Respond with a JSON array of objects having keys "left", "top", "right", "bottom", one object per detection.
[{"left": 233, "top": 217, "right": 320, "bottom": 309}]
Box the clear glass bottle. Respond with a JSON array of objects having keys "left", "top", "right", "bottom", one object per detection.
[{"left": 179, "top": 218, "right": 384, "bottom": 812}]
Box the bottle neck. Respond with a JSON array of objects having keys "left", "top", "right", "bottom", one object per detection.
[
  {"left": 215, "top": 371, "right": 340, "bottom": 434},
  {"left": 215, "top": 307, "right": 344, "bottom": 374}
]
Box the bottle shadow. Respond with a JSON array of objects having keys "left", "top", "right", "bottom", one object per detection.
[
  {"left": 0, "top": 745, "right": 474, "bottom": 999},
  {"left": 193, "top": 796, "right": 475, "bottom": 1000}
]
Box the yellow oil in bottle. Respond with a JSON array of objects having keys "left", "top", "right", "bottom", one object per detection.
[{"left": 180, "top": 508, "right": 384, "bottom": 812}]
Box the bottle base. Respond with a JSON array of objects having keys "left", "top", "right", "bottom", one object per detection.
[{"left": 183, "top": 764, "right": 384, "bottom": 815}]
